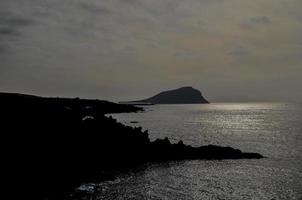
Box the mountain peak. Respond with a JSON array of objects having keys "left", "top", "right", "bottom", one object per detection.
[{"left": 124, "top": 87, "right": 209, "bottom": 104}]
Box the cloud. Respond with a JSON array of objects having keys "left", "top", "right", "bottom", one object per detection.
[
  {"left": 0, "top": 44, "right": 7, "bottom": 53},
  {"left": 0, "top": 27, "right": 20, "bottom": 36},
  {"left": 0, "top": 9, "right": 35, "bottom": 54},
  {"left": 229, "top": 46, "right": 251, "bottom": 56},
  {"left": 239, "top": 16, "right": 272, "bottom": 30},
  {"left": 250, "top": 16, "right": 271, "bottom": 24},
  {"left": 0, "top": 14, "right": 33, "bottom": 35},
  {"left": 0, "top": 17, "right": 32, "bottom": 27},
  {"left": 0, "top": 0, "right": 302, "bottom": 101},
  {"left": 79, "top": 2, "right": 112, "bottom": 14}
]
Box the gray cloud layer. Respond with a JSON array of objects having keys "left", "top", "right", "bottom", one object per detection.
[{"left": 1, "top": 0, "right": 302, "bottom": 102}]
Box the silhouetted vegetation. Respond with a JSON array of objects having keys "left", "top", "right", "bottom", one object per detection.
[{"left": 0, "top": 92, "right": 262, "bottom": 200}]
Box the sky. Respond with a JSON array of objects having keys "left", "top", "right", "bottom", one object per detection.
[{"left": 0, "top": 0, "right": 302, "bottom": 102}]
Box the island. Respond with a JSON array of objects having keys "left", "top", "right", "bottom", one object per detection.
[
  {"left": 0, "top": 92, "right": 262, "bottom": 200},
  {"left": 120, "top": 86, "right": 209, "bottom": 104}
]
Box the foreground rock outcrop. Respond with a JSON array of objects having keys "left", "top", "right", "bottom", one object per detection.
[
  {"left": 0, "top": 92, "right": 262, "bottom": 200},
  {"left": 121, "top": 86, "right": 209, "bottom": 104}
]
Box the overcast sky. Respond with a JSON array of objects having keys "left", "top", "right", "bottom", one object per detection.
[{"left": 1, "top": 0, "right": 301, "bottom": 102}]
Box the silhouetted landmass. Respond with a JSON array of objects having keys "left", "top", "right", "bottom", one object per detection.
[
  {"left": 121, "top": 86, "right": 209, "bottom": 104},
  {"left": 1, "top": 92, "right": 262, "bottom": 200}
]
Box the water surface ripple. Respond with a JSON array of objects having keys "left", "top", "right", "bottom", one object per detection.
[{"left": 99, "top": 103, "right": 302, "bottom": 199}]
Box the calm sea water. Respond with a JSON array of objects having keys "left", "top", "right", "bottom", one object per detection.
[{"left": 88, "top": 103, "right": 302, "bottom": 200}]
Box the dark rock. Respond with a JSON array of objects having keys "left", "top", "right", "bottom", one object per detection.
[
  {"left": 0, "top": 92, "right": 262, "bottom": 200},
  {"left": 122, "top": 86, "right": 209, "bottom": 104}
]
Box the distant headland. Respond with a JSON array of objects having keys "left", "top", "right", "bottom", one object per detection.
[{"left": 120, "top": 86, "right": 209, "bottom": 105}]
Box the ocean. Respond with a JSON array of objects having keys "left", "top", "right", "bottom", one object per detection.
[{"left": 92, "top": 103, "right": 302, "bottom": 199}]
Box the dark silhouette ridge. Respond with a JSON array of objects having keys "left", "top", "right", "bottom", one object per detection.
[
  {"left": 0, "top": 92, "right": 262, "bottom": 200},
  {"left": 121, "top": 86, "right": 209, "bottom": 104}
]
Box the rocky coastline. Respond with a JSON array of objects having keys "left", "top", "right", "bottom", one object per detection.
[{"left": 0, "top": 92, "right": 263, "bottom": 199}]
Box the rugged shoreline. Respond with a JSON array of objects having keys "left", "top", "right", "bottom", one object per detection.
[{"left": 1, "top": 92, "right": 263, "bottom": 200}]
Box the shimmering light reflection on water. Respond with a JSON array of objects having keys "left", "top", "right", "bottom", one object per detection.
[{"left": 101, "top": 103, "right": 302, "bottom": 199}]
